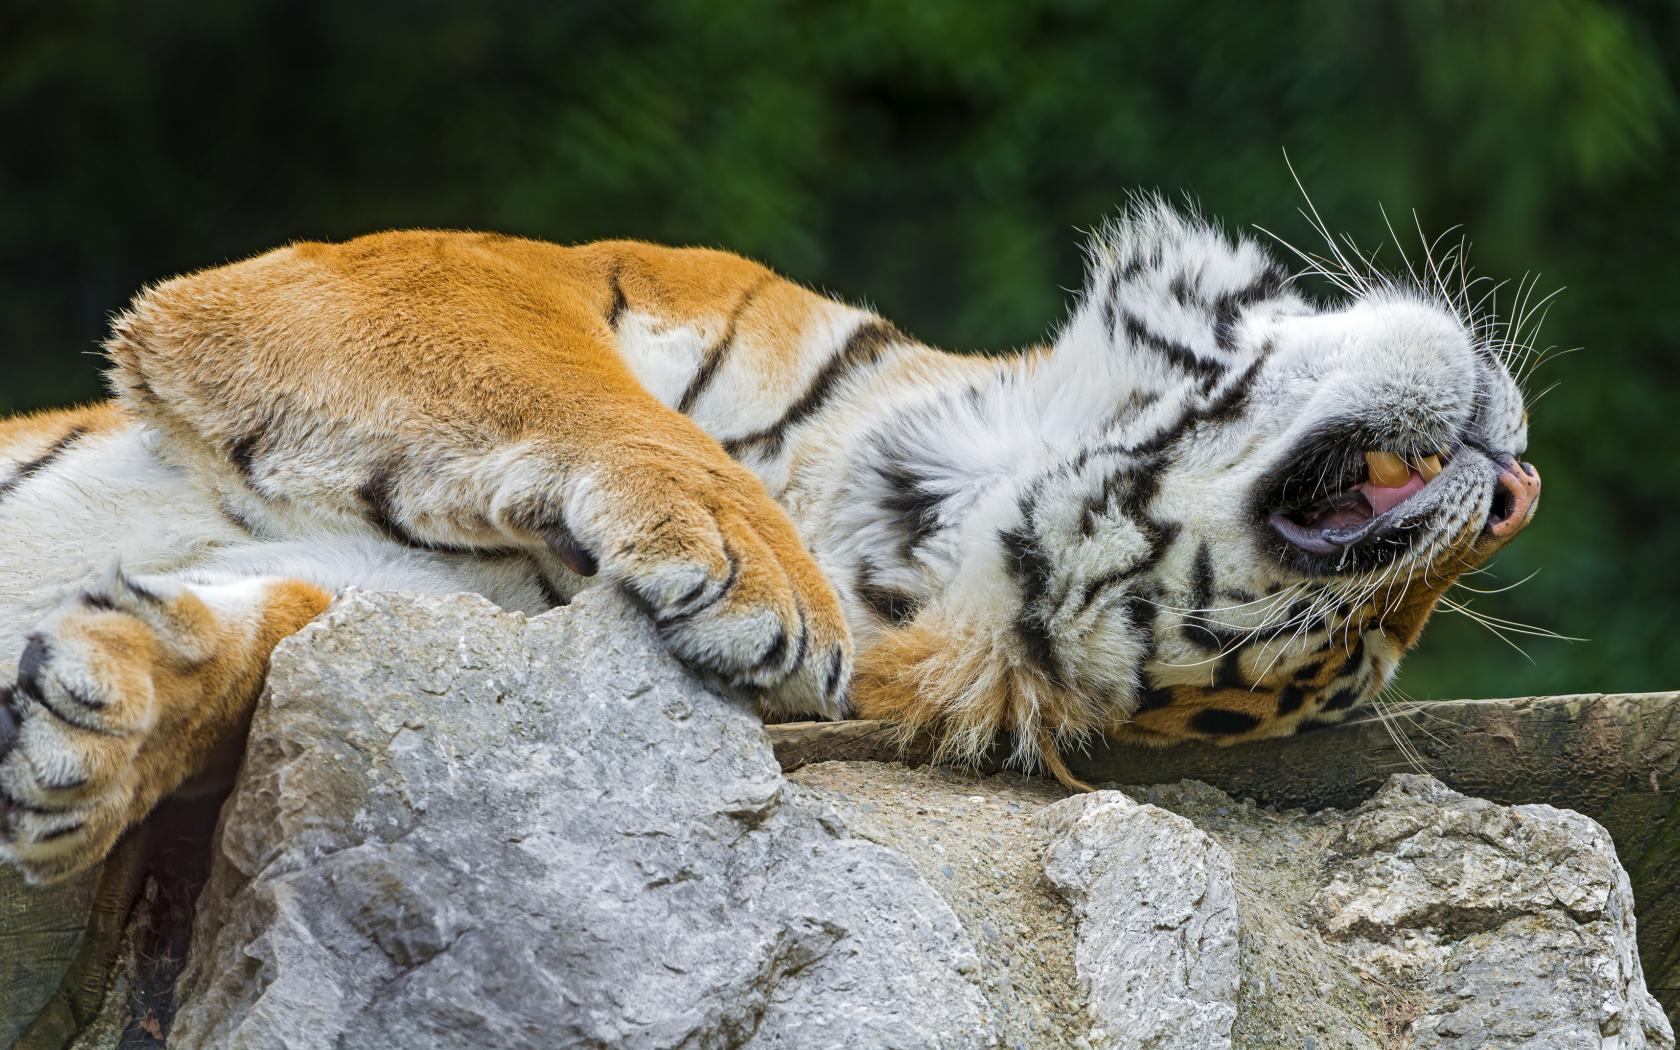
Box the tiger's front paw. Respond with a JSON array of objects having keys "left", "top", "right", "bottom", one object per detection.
[
  {"left": 517, "top": 444, "right": 854, "bottom": 720},
  {"left": 0, "top": 567, "right": 328, "bottom": 884}
]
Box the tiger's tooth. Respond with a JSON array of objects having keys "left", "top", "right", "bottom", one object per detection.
[
  {"left": 1416, "top": 453, "right": 1443, "bottom": 481},
  {"left": 1365, "top": 451, "right": 1410, "bottom": 487}
]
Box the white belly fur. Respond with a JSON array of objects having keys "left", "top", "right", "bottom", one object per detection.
[{"left": 0, "top": 424, "right": 552, "bottom": 665}]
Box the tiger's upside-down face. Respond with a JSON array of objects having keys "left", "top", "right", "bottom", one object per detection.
[{"left": 843, "top": 204, "right": 1539, "bottom": 763}]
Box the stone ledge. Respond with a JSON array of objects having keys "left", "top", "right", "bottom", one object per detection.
[{"left": 769, "top": 690, "right": 1680, "bottom": 1017}]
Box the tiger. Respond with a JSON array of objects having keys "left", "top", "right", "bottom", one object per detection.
[{"left": 0, "top": 202, "right": 1539, "bottom": 884}]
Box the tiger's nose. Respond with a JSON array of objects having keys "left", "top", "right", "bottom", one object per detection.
[{"left": 1487, "top": 459, "right": 1540, "bottom": 538}]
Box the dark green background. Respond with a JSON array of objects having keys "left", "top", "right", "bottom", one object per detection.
[{"left": 2, "top": 0, "right": 1675, "bottom": 700}]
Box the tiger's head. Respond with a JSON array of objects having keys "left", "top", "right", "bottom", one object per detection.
[{"left": 844, "top": 201, "right": 1540, "bottom": 769}]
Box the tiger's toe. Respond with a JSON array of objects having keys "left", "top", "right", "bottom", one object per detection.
[
  {"left": 599, "top": 476, "right": 853, "bottom": 721},
  {"left": 0, "top": 672, "right": 145, "bottom": 884}
]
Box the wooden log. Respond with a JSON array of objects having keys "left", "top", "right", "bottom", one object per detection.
[{"left": 768, "top": 691, "right": 1680, "bottom": 1014}]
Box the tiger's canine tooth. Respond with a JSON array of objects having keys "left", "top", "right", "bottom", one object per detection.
[
  {"left": 1415, "top": 453, "right": 1443, "bottom": 481},
  {"left": 1365, "top": 451, "right": 1411, "bottom": 487}
]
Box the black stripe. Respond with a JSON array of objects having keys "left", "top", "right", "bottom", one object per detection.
[
  {"left": 1212, "top": 266, "right": 1287, "bottom": 350},
  {"left": 723, "top": 320, "right": 900, "bottom": 459},
  {"left": 1322, "top": 684, "right": 1364, "bottom": 712},
  {"left": 1191, "top": 707, "right": 1260, "bottom": 736},
  {"left": 1074, "top": 568, "right": 1129, "bottom": 617},
  {"left": 1137, "top": 685, "right": 1175, "bottom": 711},
  {"left": 1212, "top": 651, "right": 1248, "bottom": 690},
  {"left": 1332, "top": 635, "right": 1367, "bottom": 680},
  {"left": 856, "top": 567, "right": 920, "bottom": 626},
  {"left": 652, "top": 551, "right": 740, "bottom": 629},
  {"left": 1072, "top": 463, "right": 1179, "bottom": 620},
  {"left": 126, "top": 377, "right": 166, "bottom": 409},
  {"left": 786, "top": 622, "right": 811, "bottom": 680},
  {"left": 823, "top": 645, "right": 848, "bottom": 705},
  {"left": 677, "top": 276, "right": 769, "bottom": 415},
  {"left": 358, "top": 464, "right": 431, "bottom": 548},
  {"left": 752, "top": 627, "right": 790, "bottom": 674},
  {"left": 19, "top": 684, "right": 126, "bottom": 738},
  {"left": 0, "top": 685, "right": 18, "bottom": 755},
  {"left": 18, "top": 633, "right": 107, "bottom": 713},
  {"left": 1114, "top": 354, "right": 1265, "bottom": 466},
  {"left": 39, "top": 821, "right": 87, "bottom": 842},
  {"left": 606, "top": 265, "right": 628, "bottom": 329},
  {"left": 358, "top": 463, "right": 520, "bottom": 558},
  {"left": 0, "top": 426, "right": 87, "bottom": 505},
  {"left": 1119, "top": 311, "right": 1224, "bottom": 382},
  {"left": 119, "top": 572, "right": 165, "bottom": 608},
  {"left": 228, "top": 431, "right": 263, "bottom": 487},
  {"left": 1118, "top": 589, "right": 1163, "bottom": 706},
  {"left": 1276, "top": 684, "right": 1308, "bottom": 715},
  {"left": 1099, "top": 255, "right": 1147, "bottom": 337},
  {"left": 1198, "top": 355, "right": 1266, "bottom": 426},
  {"left": 218, "top": 497, "right": 264, "bottom": 537},
  {"left": 17, "top": 634, "right": 49, "bottom": 699},
  {"left": 1290, "top": 656, "right": 1328, "bottom": 685},
  {"left": 1000, "top": 512, "right": 1063, "bottom": 685},
  {"left": 879, "top": 463, "right": 944, "bottom": 560},
  {"left": 1188, "top": 542, "right": 1214, "bottom": 619},
  {"left": 0, "top": 787, "right": 53, "bottom": 815}
]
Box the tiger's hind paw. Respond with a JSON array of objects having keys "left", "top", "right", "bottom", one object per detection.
[{"left": 0, "top": 565, "right": 328, "bottom": 884}]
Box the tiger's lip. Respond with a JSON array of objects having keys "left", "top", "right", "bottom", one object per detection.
[
  {"left": 1267, "top": 504, "right": 1410, "bottom": 556},
  {"left": 1265, "top": 443, "right": 1467, "bottom": 560}
]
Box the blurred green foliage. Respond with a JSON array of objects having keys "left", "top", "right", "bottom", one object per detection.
[{"left": 2, "top": 0, "right": 1676, "bottom": 698}]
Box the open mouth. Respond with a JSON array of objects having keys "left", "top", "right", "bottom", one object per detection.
[{"left": 1268, "top": 449, "right": 1452, "bottom": 557}]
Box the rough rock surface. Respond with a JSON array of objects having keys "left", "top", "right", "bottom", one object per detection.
[
  {"left": 169, "top": 590, "right": 996, "bottom": 1049},
  {"left": 157, "top": 590, "right": 1672, "bottom": 1049},
  {"left": 793, "top": 763, "right": 1674, "bottom": 1050},
  {"left": 774, "top": 690, "right": 1680, "bottom": 1022},
  {"left": 1037, "top": 793, "right": 1240, "bottom": 1048},
  {"left": 1314, "top": 775, "right": 1668, "bottom": 1047},
  {"left": 1147, "top": 777, "right": 1673, "bottom": 1050}
]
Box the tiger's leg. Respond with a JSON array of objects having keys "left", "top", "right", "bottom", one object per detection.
[
  {"left": 106, "top": 237, "right": 853, "bottom": 721},
  {"left": 0, "top": 564, "right": 329, "bottom": 884}
]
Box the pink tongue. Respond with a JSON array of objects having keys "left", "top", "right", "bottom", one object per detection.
[{"left": 1359, "top": 470, "right": 1426, "bottom": 517}]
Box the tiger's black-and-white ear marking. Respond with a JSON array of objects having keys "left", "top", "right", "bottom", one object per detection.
[{"left": 1038, "top": 202, "right": 1304, "bottom": 411}]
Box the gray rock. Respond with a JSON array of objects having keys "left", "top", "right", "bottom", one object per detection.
[
  {"left": 155, "top": 588, "right": 1672, "bottom": 1049},
  {"left": 1312, "top": 774, "right": 1671, "bottom": 1048},
  {"left": 1132, "top": 776, "right": 1674, "bottom": 1050},
  {"left": 1037, "top": 791, "right": 1240, "bottom": 1050},
  {"left": 169, "top": 590, "right": 996, "bottom": 1050}
]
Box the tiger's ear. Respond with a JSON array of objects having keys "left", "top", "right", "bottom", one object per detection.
[{"left": 1033, "top": 200, "right": 1292, "bottom": 421}]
